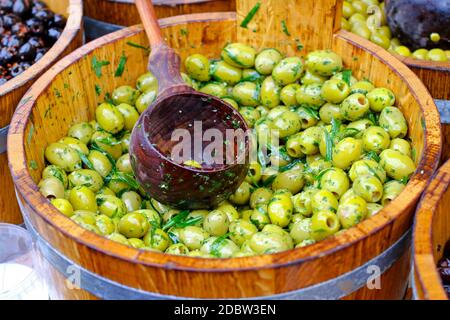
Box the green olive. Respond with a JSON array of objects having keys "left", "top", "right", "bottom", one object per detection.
[
  {"left": 394, "top": 45, "right": 411, "bottom": 57},
  {"left": 239, "top": 106, "right": 260, "bottom": 128},
  {"left": 305, "top": 50, "right": 343, "bottom": 76},
  {"left": 72, "top": 211, "right": 100, "bottom": 234},
  {"left": 201, "top": 237, "right": 239, "bottom": 258},
  {"left": 298, "top": 126, "right": 323, "bottom": 155},
  {"left": 347, "top": 119, "right": 374, "bottom": 137},
  {"left": 311, "top": 210, "right": 340, "bottom": 241},
  {"left": 211, "top": 60, "right": 242, "bottom": 85},
  {"left": 118, "top": 211, "right": 150, "bottom": 238},
  {"left": 135, "top": 90, "right": 157, "bottom": 114},
  {"left": 245, "top": 162, "right": 262, "bottom": 185},
  {"left": 367, "top": 87, "right": 395, "bottom": 112},
  {"left": 229, "top": 219, "right": 258, "bottom": 246},
  {"left": 232, "top": 81, "right": 260, "bottom": 106},
  {"left": 97, "top": 186, "right": 115, "bottom": 197},
  {"left": 379, "top": 149, "right": 416, "bottom": 180},
  {"left": 96, "top": 195, "right": 127, "bottom": 218},
  {"left": 222, "top": 43, "right": 256, "bottom": 68},
  {"left": 249, "top": 231, "right": 293, "bottom": 254},
  {"left": 340, "top": 93, "right": 370, "bottom": 121},
  {"left": 270, "top": 110, "right": 301, "bottom": 138},
  {"left": 351, "top": 22, "right": 371, "bottom": 39},
  {"left": 331, "top": 71, "right": 357, "bottom": 86},
  {"left": 389, "top": 138, "right": 411, "bottom": 157},
  {"left": 121, "top": 191, "right": 142, "bottom": 212},
  {"left": 88, "top": 150, "right": 113, "bottom": 178},
  {"left": 362, "top": 126, "right": 391, "bottom": 154},
  {"left": 43, "top": 165, "right": 68, "bottom": 188},
  {"left": 280, "top": 83, "right": 301, "bottom": 106},
  {"left": 179, "top": 226, "right": 209, "bottom": 250},
  {"left": 222, "top": 97, "right": 239, "bottom": 110},
  {"left": 343, "top": 1, "right": 355, "bottom": 18},
  {"left": 187, "top": 210, "right": 208, "bottom": 227},
  {"left": 296, "top": 106, "right": 319, "bottom": 129},
  {"left": 185, "top": 53, "right": 211, "bottom": 81},
  {"left": 352, "top": 1, "right": 368, "bottom": 15},
  {"left": 112, "top": 85, "right": 139, "bottom": 105},
  {"left": 301, "top": 69, "right": 327, "bottom": 85},
  {"left": 267, "top": 191, "right": 293, "bottom": 227},
  {"left": 128, "top": 238, "right": 145, "bottom": 249},
  {"left": 255, "top": 48, "right": 283, "bottom": 75},
  {"left": 58, "top": 137, "right": 89, "bottom": 156},
  {"left": 203, "top": 209, "right": 230, "bottom": 236},
  {"left": 45, "top": 142, "right": 82, "bottom": 172},
  {"left": 269, "top": 146, "right": 292, "bottom": 167},
  {"left": 350, "top": 80, "right": 375, "bottom": 95},
  {"left": 319, "top": 103, "right": 343, "bottom": 124},
  {"left": 116, "top": 153, "right": 132, "bottom": 174},
  {"left": 292, "top": 189, "right": 316, "bottom": 217},
  {"left": 121, "top": 132, "right": 131, "bottom": 153},
  {"left": 68, "top": 169, "right": 103, "bottom": 192},
  {"left": 370, "top": 32, "right": 391, "bottom": 49},
  {"left": 378, "top": 106, "right": 408, "bottom": 139},
  {"left": 136, "top": 71, "right": 158, "bottom": 93},
  {"left": 144, "top": 228, "right": 171, "bottom": 252},
  {"left": 217, "top": 202, "right": 240, "bottom": 223},
  {"left": 90, "top": 131, "right": 122, "bottom": 160},
  {"left": 229, "top": 181, "right": 252, "bottom": 205},
  {"left": 116, "top": 103, "right": 139, "bottom": 131},
  {"left": 242, "top": 68, "right": 263, "bottom": 82},
  {"left": 138, "top": 209, "right": 162, "bottom": 226},
  {"left": 349, "top": 159, "right": 386, "bottom": 183},
  {"left": 332, "top": 137, "right": 362, "bottom": 170},
  {"left": 68, "top": 122, "right": 94, "bottom": 145},
  {"left": 337, "top": 196, "right": 367, "bottom": 229},
  {"left": 260, "top": 76, "right": 281, "bottom": 108},
  {"left": 285, "top": 133, "right": 305, "bottom": 158},
  {"left": 272, "top": 57, "right": 303, "bottom": 86},
  {"left": 250, "top": 205, "right": 271, "bottom": 230},
  {"left": 107, "top": 233, "right": 130, "bottom": 245},
  {"left": 69, "top": 186, "right": 98, "bottom": 212},
  {"left": 352, "top": 175, "right": 383, "bottom": 202},
  {"left": 249, "top": 187, "right": 273, "bottom": 209},
  {"left": 272, "top": 169, "right": 304, "bottom": 194},
  {"left": 296, "top": 83, "right": 325, "bottom": 108},
  {"left": 311, "top": 189, "right": 339, "bottom": 214},
  {"left": 290, "top": 218, "right": 312, "bottom": 244},
  {"left": 95, "top": 214, "right": 115, "bottom": 235},
  {"left": 321, "top": 79, "right": 350, "bottom": 104},
  {"left": 320, "top": 167, "right": 350, "bottom": 198},
  {"left": 427, "top": 48, "right": 448, "bottom": 62},
  {"left": 412, "top": 48, "right": 428, "bottom": 60},
  {"left": 367, "top": 203, "right": 383, "bottom": 217},
  {"left": 51, "top": 198, "right": 74, "bottom": 217},
  {"left": 381, "top": 180, "right": 405, "bottom": 206},
  {"left": 95, "top": 103, "right": 125, "bottom": 134}
]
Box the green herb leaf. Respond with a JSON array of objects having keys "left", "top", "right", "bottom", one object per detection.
[
  {"left": 126, "top": 41, "right": 150, "bottom": 53},
  {"left": 162, "top": 210, "right": 190, "bottom": 231},
  {"left": 95, "top": 136, "right": 122, "bottom": 146},
  {"left": 29, "top": 160, "right": 38, "bottom": 170},
  {"left": 295, "top": 38, "right": 304, "bottom": 51},
  {"left": 342, "top": 69, "right": 352, "bottom": 86},
  {"left": 176, "top": 216, "right": 203, "bottom": 228},
  {"left": 114, "top": 52, "right": 127, "bottom": 77},
  {"left": 92, "top": 56, "right": 110, "bottom": 78},
  {"left": 91, "top": 142, "right": 116, "bottom": 168},
  {"left": 168, "top": 232, "right": 180, "bottom": 244},
  {"left": 263, "top": 174, "right": 277, "bottom": 187},
  {"left": 109, "top": 171, "right": 140, "bottom": 190},
  {"left": 324, "top": 129, "right": 333, "bottom": 162},
  {"left": 279, "top": 159, "right": 302, "bottom": 172},
  {"left": 364, "top": 163, "right": 382, "bottom": 182},
  {"left": 76, "top": 150, "right": 95, "bottom": 170},
  {"left": 365, "top": 151, "right": 381, "bottom": 162},
  {"left": 338, "top": 128, "right": 360, "bottom": 140},
  {"left": 281, "top": 20, "right": 290, "bottom": 36},
  {"left": 104, "top": 92, "right": 114, "bottom": 104},
  {"left": 400, "top": 176, "right": 410, "bottom": 185},
  {"left": 211, "top": 232, "right": 232, "bottom": 257},
  {"left": 300, "top": 105, "right": 320, "bottom": 120},
  {"left": 240, "top": 2, "right": 261, "bottom": 28},
  {"left": 95, "top": 84, "right": 102, "bottom": 96},
  {"left": 367, "top": 111, "right": 378, "bottom": 126}
]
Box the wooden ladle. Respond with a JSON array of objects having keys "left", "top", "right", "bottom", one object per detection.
[{"left": 130, "top": 0, "right": 250, "bottom": 209}]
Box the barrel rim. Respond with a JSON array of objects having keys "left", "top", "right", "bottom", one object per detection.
[
  {"left": 413, "top": 159, "right": 450, "bottom": 300},
  {"left": 395, "top": 54, "right": 450, "bottom": 72},
  {"left": 0, "top": 0, "right": 83, "bottom": 99},
  {"left": 8, "top": 12, "right": 442, "bottom": 271}
]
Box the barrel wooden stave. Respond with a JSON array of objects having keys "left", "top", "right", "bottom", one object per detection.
[
  {"left": 0, "top": 0, "right": 83, "bottom": 224},
  {"left": 8, "top": 0, "right": 442, "bottom": 299},
  {"left": 414, "top": 159, "right": 450, "bottom": 300}
]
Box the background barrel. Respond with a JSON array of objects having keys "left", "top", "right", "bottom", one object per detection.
[
  {"left": 84, "top": 0, "right": 236, "bottom": 41},
  {"left": 0, "top": 0, "right": 83, "bottom": 224},
  {"left": 7, "top": 0, "right": 441, "bottom": 299}
]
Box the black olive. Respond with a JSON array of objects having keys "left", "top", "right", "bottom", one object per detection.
[
  {"left": 25, "top": 17, "right": 45, "bottom": 35},
  {"left": 9, "top": 61, "right": 29, "bottom": 77},
  {"left": 2, "top": 13, "right": 20, "bottom": 29},
  {"left": 12, "top": 0, "right": 30, "bottom": 17},
  {"left": 11, "top": 22, "right": 29, "bottom": 37},
  {"left": 0, "top": 77, "right": 7, "bottom": 85},
  {"left": 45, "top": 27, "right": 62, "bottom": 44},
  {"left": 18, "top": 42, "right": 35, "bottom": 61},
  {"left": 1, "top": 34, "right": 23, "bottom": 48},
  {"left": 34, "top": 8, "right": 54, "bottom": 24},
  {"left": 51, "top": 14, "right": 66, "bottom": 28},
  {"left": 0, "top": 0, "right": 14, "bottom": 13},
  {"left": 31, "top": 1, "right": 46, "bottom": 15},
  {"left": 34, "top": 47, "right": 47, "bottom": 62},
  {"left": 27, "top": 36, "right": 44, "bottom": 48},
  {"left": 0, "top": 47, "right": 16, "bottom": 65}
]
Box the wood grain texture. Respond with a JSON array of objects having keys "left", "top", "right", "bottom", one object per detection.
[
  {"left": 7, "top": 0, "right": 442, "bottom": 299},
  {"left": 0, "top": 0, "right": 83, "bottom": 224},
  {"left": 84, "top": 0, "right": 235, "bottom": 26},
  {"left": 442, "top": 124, "right": 450, "bottom": 163},
  {"left": 413, "top": 159, "right": 450, "bottom": 300}
]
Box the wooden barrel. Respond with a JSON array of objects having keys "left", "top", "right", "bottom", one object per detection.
[
  {"left": 0, "top": 0, "right": 83, "bottom": 224},
  {"left": 8, "top": 0, "right": 442, "bottom": 299},
  {"left": 84, "top": 0, "right": 235, "bottom": 41},
  {"left": 413, "top": 159, "right": 450, "bottom": 300}
]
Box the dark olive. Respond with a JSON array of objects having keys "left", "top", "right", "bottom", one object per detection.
[
  {"left": 26, "top": 17, "right": 45, "bottom": 35},
  {"left": 31, "top": 1, "right": 47, "bottom": 15},
  {"left": 11, "top": 22, "right": 29, "bottom": 37},
  {"left": 34, "top": 9, "right": 54, "bottom": 23},
  {"left": 51, "top": 14, "right": 66, "bottom": 28},
  {"left": 1, "top": 34, "right": 23, "bottom": 48},
  {"left": 0, "top": 77, "right": 8, "bottom": 85},
  {"left": 34, "top": 47, "right": 47, "bottom": 62},
  {"left": 46, "top": 27, "right": 62, "bottom": 44},
  {"left": 0, "top": 0, "right": 14, "bottom": 13},
  {"left": 18, "top": 42, "right": 36, "bottom": 61},
  {"left": 12, "top": 0, "right": 30, "bottom": 17},
  {"left": 2, "top": 13, "right": 20, "bottom": 29},
  {"left": 0, "top": 47, "right": 16, "bottom": 65},
  {"left": 10, "top": 61, "right": 30, "bottom": 77},
  {"left": 27, "top": 36, "right": 44, "bottom": 48}
]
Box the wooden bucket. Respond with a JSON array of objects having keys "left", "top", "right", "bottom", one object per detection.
[
  {"left": 84, "top": 0, "right": 235, "bottom": 41},
  {"left": 8, "top": 0, "right": 442, "bottom": 299},
  {"left": 413, "top": 159, "right": 450, "bottom": 300},
  {"left": 0, "top": 0, "right": 83, "bottom": 224}
]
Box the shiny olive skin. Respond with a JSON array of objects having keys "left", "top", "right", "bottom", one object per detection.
[
  {"left": 115, "top": 103, "right": 139, "bottom": 131},
  {"left": 290, "top": 218, "right": 312, "bottom": 244},
  {"left": 249, "top": 188, "right": 273, "bottom": 209},
  {"left": 135, "top": 90, "right": 157, "bottom": 114},
  {"left": 272, "top": 169, "right": 304, "bottom": 194},
  {"left": 136, "top": 72, "right": 158, "bottom": 93},
  {"left": 298, "top": 126, "right": 323, "bottom": 155},
  {"left": 381, "top": 180, "right": 405, "bottom": 206},
  {"left": 367, "top": 203, "right": 383, "bottom": 217},
  {"left": 229, "top": 181, "right": 252, "bottom": 206},
  {"left": 362, "top": 126, "right": 391, "bottom": 154},
  {"left": 42, "top": 165, "right": 68, "bottom": 188},
  {"left": 51, "top": 198, "right": 74, "bottom": 217},
  {"left": 112, "top": 85, "right": 139, "bottom": 106},
  {"left": 232, "top": 81, "right": 260, "bottom": 106},
  {"left": 272, "top": 57, "right": 303, "bottom": 86},
  {"left": 203, "top": 209, "right": 230, "bottom": 236},
  {"left": 296, "top": 106, "right": 319, "bottom": 129},
  {"left": 118, "top": 211, "right": 150, "bottom": 238},
  {"left": 250, "top": 206, "right": 271, "bottom": 230},
  {"left": 217, "top": 202, "right": 240, "bottom": 223},
  {"left": 144, "top": 228, "right": 171, "bottom": 252},
  {"left": 185, "top": 53, "right": 211, "bottom": 82},
  {"left": 311, "top": 189, "right": 339, "bottom": 214},
  {"left": 319, "top": 103, "right": 344, "bottom": 124},
  {"left": 222, "top": 43, "right": 256, "bottom": 68},
  {"left": 229, "top": 219, "right": 258, "bottom": 246},
  {"left": 96, "top": 103, "right": 125, "bottom": 134},
  {"left": 95, "top": 214, "right": 115, "bottom": 236},
  {"left": 379, "top": 149, "right": 416, "bottom": 180},
  {"left": 255, "top": 48, "right": 283, "bottom": 75},
  {"left": 311, "top": 210, "right": 340, "bottom": 241},
  {"left": 69, "top": 186, "right": 98, "bottom": 212},
  {"left": 245, "top": 162, "right": 263, "bottom": 185},
  {"left": 291, "top": 189, "right": 316, "bottom": 217},
  {"left": 116, "top": 153, "right": 132, "bottom": 174},
  {"left": 340, "top": 93, "right": 370, "bottom": 121},
  {"left": 107, "top": 233, "right": 130, "bottom": 245},
  {"left": 260, "top": 76, "right": 281, "bottom": 108},
  {"left": 270, "top": 110, "right": 301, "bottom": 138},
  {"left": 378, "top": 106, "right": 408, "bottom": 139},
  {"left": 239, "top": 106, "right": 260, "bottom": 128},
  {"left": 389, "top": 138, "right": 411, "bottom": 157},
  {"left": 72, "top": 211, "right": 100, "bottom": 234},
  {"left": 321, "top": 79, "right": 350, "bottom": 104},
  {"left": 296, "top": 83, "right": 325, "bottom": 108},
  {"left": 59, "top": 137, "right": 89, "bottom": 155},
  {"left": 90, "top": 131, "right": 122, "bottom": 160},
  {"left": 280, "top": 83, "right": 301, "bottom": 106},
  {"left": 367, "top": 88, "right": 395, "bottom": 112},
  {"left": 337, "top": 196, "right": 367, "bottom": 229},
  {"left": 45, "top": 142, "right": 81, "bottom": 172},
  {"left": 349, "top": 159, "right": 386, "bottom": 183},
  {"left": 267, "top": 191, "right": 293, "bottom": 228},
  {"left": 128, "top": 238, "right": 145, "bottom": 249},
  {"left": 353, "top": 175, "right": 383, "bottom": 203},
  {"left": 350, "top": 80, "right": 375, "bottom": 95},
  {"left": 301, "top": 69, "right": 327, "bottom": 85},
  {"left": 305, "top": 50, "right": 343, "bottom": 77},
  {"left": 68, "top": 169, "right": 103, "bottom": 192},
  {"left": 179, "top": 226, "right": 209, "bottom": 250},
  {"left": 332, "top": 137, "right": 362, "bottom": 170},
  {"left": 96, "top": 195, "right": 127, "bottom": 219},
  {"left": 320, "top": 168, "right": 350, "bottom": 198},
  {"left": 121, "top": 191, "right": 142, "bottom": 212},
  {"left": 68, "top": 122, "right": 94, "bottom": 145},
  {"left": 211, "top": 60, "right": 242, "bottom": 85},
  {"left": 249, "top": 231, "right": 293, "bottom": 254},
  {"left": 87, "top": 150, "right": 113, "bottom": 178},
  {"left": 285, "top": 133, "right": 304, "bottom": 158}
]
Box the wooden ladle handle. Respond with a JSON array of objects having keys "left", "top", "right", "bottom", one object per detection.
[{"left": 135, "top": 0, "right": 187, "bottom": 94}]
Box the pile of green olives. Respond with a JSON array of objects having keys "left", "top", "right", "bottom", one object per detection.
[
  {"left": 342, "top": 0, "right": 450, "bottom": 62},
  {"left": 39, "top": 41, "right": 416, "bottom": 258}
]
